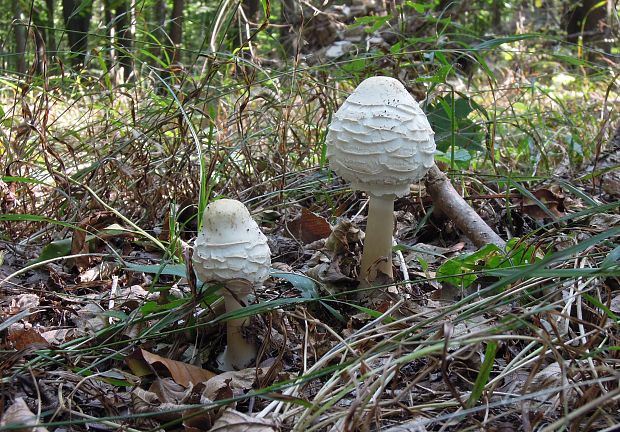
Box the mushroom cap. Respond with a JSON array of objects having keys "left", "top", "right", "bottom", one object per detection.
[
  {"left": 192, "top": 199, "right": 271, "bottom": 288},
  {"left": 326, "top": 76, "right": 436, "bottom": 198}
]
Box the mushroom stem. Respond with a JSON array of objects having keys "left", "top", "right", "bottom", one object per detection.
[
  {"left": 359, "top": 195, "right": 395, "bottom": 284},
  {"left": 217, "top": 288, "right": 257, "bottom": 371}
]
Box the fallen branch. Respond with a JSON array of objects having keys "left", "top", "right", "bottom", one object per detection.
[{"left": 424, "top": 164, "right": 506, "bottom": 249}]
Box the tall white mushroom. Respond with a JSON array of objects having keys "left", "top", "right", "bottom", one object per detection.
[
  {"left": 192, "top": 199, "right": 271, "bottom": 371},
  {"left": 326, "top": 76, "right": 436, "bottom": 285}
]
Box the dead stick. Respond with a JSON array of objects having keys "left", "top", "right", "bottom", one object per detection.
[{"left": 424, "top": 164, "right": 506, "bottom": 249}]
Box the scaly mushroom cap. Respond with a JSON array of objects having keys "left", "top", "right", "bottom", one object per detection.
[
  {"left": 326, "top": 76, "right": 436, "bottom": 198},
  {"left": 192, "top": 199, "right": 271, "bottom": 288}
]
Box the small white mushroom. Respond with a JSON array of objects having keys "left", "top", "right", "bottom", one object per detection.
[
  {"left": 192, "top": 199, "right": 271, "bottom": 371},
  {"left": 326, "top": 76, "right": 436, "bottom": 285}
]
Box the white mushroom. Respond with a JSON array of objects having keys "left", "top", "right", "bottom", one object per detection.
[
  {"left": 326, "top": 76, "right": 436, "bottom": 285},
  {"left": 192, "top": 199, "right": 271, "bottom": 371}
]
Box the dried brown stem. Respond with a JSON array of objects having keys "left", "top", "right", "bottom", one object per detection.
[{"left": 424, "top": 164, "right": 506, "bottom": 248}]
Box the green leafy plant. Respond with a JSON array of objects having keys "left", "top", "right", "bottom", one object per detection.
[{"left": 437, "top": 238, "right": 540, "bottom": 289}]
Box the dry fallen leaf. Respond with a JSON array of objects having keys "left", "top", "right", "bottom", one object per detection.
[
  {"left": 209, "top": 408, "right": 278, "bottom": 432},
  {"left": 202, "top": 368, "right": 267, "bottom": 400},
  {"left": 40, "top": 328, "right": 79, "bottom": 345},
  {"left": 10, "top": 294, "right": 40, "bottom": 315},
  {"left": 70, "top": 211, "right": 117, "bottom": 271},
  {"left": 78, "top": 261, "right": 119, "bottom": 283},
  {"left": 325, "top": 219, "right": 362, "bottom": 255},
  {"left": 306, "top": 259, "right": 358, "bottom": 295},
  {"left": 610, "top": 294, "right": 620, "bottom": 314},
  {"left": 150, "top": 377, "right": 189, "bottom": 403},
  {"left": 125, "top": 348, "right": 216, "bottom": 387},
  {"left": 73, "top": 303, "right": 108, "bottom": 334},
  {"left": 588, "top": 213, "right": 620, "bottom": 232},
  {"left": 183, "top": 398, "right": 225, "bottom": 432},
  {"left": 0, "top": 398, "right": 48, "bottom": 432},
  {"left": 7, "top": 325, "right": 49, "bottom": 350},
  {"left": 0, "top": 178, "right": 19, "bottom": 212},
  {"left": 286, "top": 207, "right": 332, "bottom": 244},
  {"left": 131, "top": 386, "right": 189, "bottom": 423},
  {"left": 512, "top": 187, "right": 565, "bottom": 220}
]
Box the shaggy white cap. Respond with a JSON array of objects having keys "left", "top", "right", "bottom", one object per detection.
[
  {"left": 326, "top": 76, "right": 436, "bottom": 198},
  {"left": 193, "top": 199, "right": 271, "bottom": 287}
]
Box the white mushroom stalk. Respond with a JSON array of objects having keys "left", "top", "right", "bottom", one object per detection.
[
  {"left": 192, "top": 199, "right": 271, "bottom": 371},
  {"left": 326, "top": 76, "right": 436, "bottom": 285}
]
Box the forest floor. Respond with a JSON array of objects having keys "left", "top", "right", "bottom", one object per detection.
[{"left": 2, "top": 6, "right": 620, "bottom": 431}]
